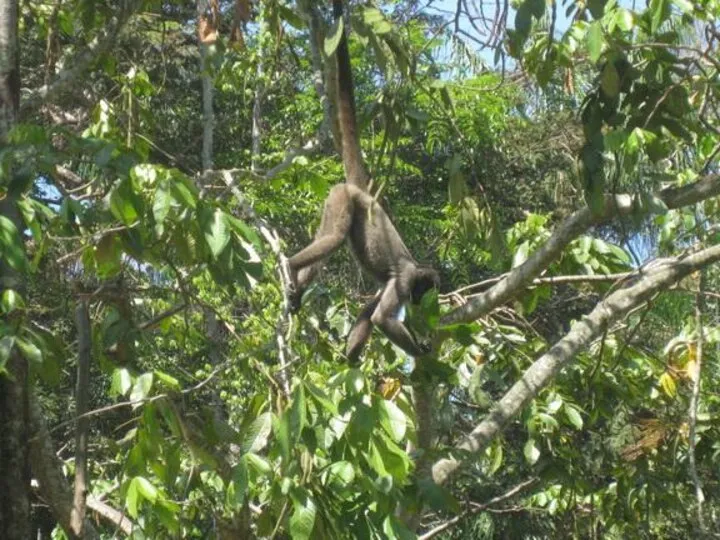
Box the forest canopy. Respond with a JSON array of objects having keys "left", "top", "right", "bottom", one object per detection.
[{"left": 0, "top": 0, "right": 719, "bottom": 538}]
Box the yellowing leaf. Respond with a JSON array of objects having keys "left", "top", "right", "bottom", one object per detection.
[{"left": 659, "top": 372, "right": 676, "bottom": 398}]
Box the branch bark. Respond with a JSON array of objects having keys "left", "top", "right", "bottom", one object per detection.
[
  {"left": 0, "top": 2, "right": 31, "bottom": 537},
  {"left": 688, "top": 271, "right": 707, "bottom": 534},
  {"left": 70, "top": 300, "right": 92, "bottom": 536},
  {"left": 440, "top": 174, "right": 720, "bottom": 326},
  {"left": 28, "top": 395, "right": 99, "bottom": 539},
  {"left": 432, "top": 243, "right": 720, "bottom": 485}
]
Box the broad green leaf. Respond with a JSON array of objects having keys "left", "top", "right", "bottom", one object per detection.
[
  {"left": 650, "top": 0, "right": 669, "bottom": 32},
  {"left": 111, "top": 367, "right": 133, "bottom": 397},
  {"left": 382, "top": 515, "right": 415, "bottom": 540},
  {"left": 108, "top": 182, "right": 139, "bottom": 225},
  {"left": 512, "top": 241, "right": 531, "bottom": 268},
  {"left": 524, "top": 438, "right": 541, "bottom": 464},
  {"left": 16, "top": 338, "right": 42, "bottom": 364},
  {"left": 153, "top": 184, "right": 172, "bottom": 232},
  {"left": 202, "top": 208, "right": 230, "bottom": 258},
  {"left": 379, "top": 400, "right": 407, "bottom": 442},
  {"left": 134, "top": 476, "right": 158, "bottom": 503},
  {"left": 0, "top": 215, "right": 29, "bottom": 272},
  {"left": 564, "top": 405, "right": 584, "bottom": 429},
  {"left": 130, "top": 372, "right": 154, "bottom": 403},
  {"left": 600, "top": 62, "right": 620, "bottom": 97},
  {"left": 126, "top": 478, "right": 139, "bottom": 518},
  {"left": 0, "top": 336, "right": 16, "bottom": 371},
  {"left": 289, "top": 384, "right": 307, "bottom": 444},
  {"left": 324, "top": 16, "right": 344, "bottom": 57},
  {"left": 587, "top": 21, "right": 604, "bottom": 63},
  {"left": 325, "top": 461, "right": 355, "bottom": 490},
  {"left": 1, "top": 289, "right": 23, "bottom": 314},
  {"left": 231, "top": 459, "right": 248, "bottom": 506},
  {"left": 241, "top": 412, "right": 272, "bottom": 454},
  {"left": 615, "top": 8, "right": 634, "bottom": 31},
  {"left": 153, "top": 370, "right": 180, "bottom": 390},
  {"left": 289, "top": 490, "right": 316, "bottom": 540}
]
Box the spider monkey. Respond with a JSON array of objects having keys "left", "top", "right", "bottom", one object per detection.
[{"left": 285, "top": 0, "right": 439, "bottom": 363}]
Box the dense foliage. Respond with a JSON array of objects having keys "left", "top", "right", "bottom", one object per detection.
[{"left": 1, "top": 0, "right": 719, "bottom": 538}]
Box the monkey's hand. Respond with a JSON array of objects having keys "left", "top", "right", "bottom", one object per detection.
[{"left": 417, "top": 339, "right": 433, "bottom": 356}]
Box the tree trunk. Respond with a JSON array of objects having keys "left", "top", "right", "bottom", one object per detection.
[{"left": 0, "top": 1, "right": 31, "bottom": 538}]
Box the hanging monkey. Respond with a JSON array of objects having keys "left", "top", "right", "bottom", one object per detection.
[{"left": 285, "top": 0, "right": 439, "bottom": 363}]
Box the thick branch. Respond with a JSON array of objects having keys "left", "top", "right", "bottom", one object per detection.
[
  {"left": 440, "top": 174, "right": 720, "bottom": 326},
  {"left": 70, "top": 300, "right": 92, "bottom": 536},
  {"left": 86, "top": 496, "right": 133, "bottom": 536},
  {"left": 432, "top": 243, "right": 720, "bottom": 484},
  {"left": 28, "top": 395, "right": 99, "bottom": 539}
]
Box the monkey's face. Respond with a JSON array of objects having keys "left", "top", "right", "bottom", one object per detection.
[{"left": 411, "top": 268, "right": 440, "bottom": 304}]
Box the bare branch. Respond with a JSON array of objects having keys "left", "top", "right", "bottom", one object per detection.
[
  {"left": 441, "top": 174, "right": 720, "bottom": 326},
  {"left": 432, "top": 242, "right": 720, "bottom": 485},
  {"left": 28, "top": 395, "right": 99, "bottom": 539},
  {"left": 86, "top": 496, "right": 133, "bottom": 536},
  {"left": 418, "top": 477, "right": 538, "bottom": 540},
  {"left": 70, "top": 300, "right": 92, "bottom": 536}
]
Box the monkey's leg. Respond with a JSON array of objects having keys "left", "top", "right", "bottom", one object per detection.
[
  {"left": 371, "top": 280, "right": 430, "bottom": 358},
  {"left": 289, "top": 186, "right": 353, "bottom": 269},
  {"left": 287, "top": 186, "right": 353, "bottom": 310},
  {"left": 345, "top": 292, "right": 382, "bottom": 363}
]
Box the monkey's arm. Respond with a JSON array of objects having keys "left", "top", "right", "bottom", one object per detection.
[
  {"left": 371, "top": 280, "right": 430, "bottom": 357},
  {"left": 345, "top": 292, "right": 382, "bottom": 363}
]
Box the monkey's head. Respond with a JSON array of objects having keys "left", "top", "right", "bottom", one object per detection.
[{"left": 410, "top": 266, "right": 440, "bottom": 304}]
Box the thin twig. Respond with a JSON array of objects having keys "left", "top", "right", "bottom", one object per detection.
[{"left": 418, "top": 477, "right": 539, "bottom": 540}]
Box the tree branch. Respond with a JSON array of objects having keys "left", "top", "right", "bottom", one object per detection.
[
  {"left": 70, "top": 300, "right": 92, "bottom": 536},
  {"left": 440, "top": 174, "right": 720, "bottom": 326},
  {"left": 418, "top": 477, "right": 538, "bottom": 539},
  {"left": 28, "top": 395, "right": 99, "bottom": 539},
  {"left": 432, "top": 242, "right": 720, "bottom": 485}
]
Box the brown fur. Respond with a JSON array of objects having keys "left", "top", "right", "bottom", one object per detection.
[{"left": 286, "top": 2, "right": 439, "bottom": 362}]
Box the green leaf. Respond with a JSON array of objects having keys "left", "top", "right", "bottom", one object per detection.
[
  {"left": 1, "top": 289, "right": 23, "bottom": 314},
  {"left": 153, "top": 370, "right": 180, "bottom": 390},
  {"left": 108, "top": 181, "right": 139, "bottom": 225},
  {"left": 126, "top": 478, "right": 139, "bottom": 518},
  {"left": 564, "top": 405, "right": 584, "bottom": 429},
  {"left": 512, "top": 241, "right": 531, "bottom": 268},
  {"left": 0, "top": 215, "right": 29, "bottom": 272},
  {"left": 304, "top": 381, "right": 338, "bottom": 414},
  {"left": 382, "top": 515, "right": 415, "bottom": 540},
  {"left": 241, "top": 412, "right": 272, "bottom": 454},
  {"left": 0, "top": 336, "right": 16, "bottom": 371},
  {"left": 325, "top": 461, "right": 355, "bottom": 490},
  {"left": 587, "top": 21, "right": 604, "bottom": 63},
  {"left": 524, "top": 438, "right": 541, "bottom": 464},
  {"left": 111, "top": 367, "right": 133, "bottom": 396},
  {"left": 615, "top": 8, "right": 634, "bottom": 31},
  {"left": 153, "top": 184, "right": 172, "bottom": 233},
  {"left": 16, "top": 338, "right": 42, "bottom": 364},
  {"left": 130, "top": 372, "right": 154, "bottom": 403},
  {"left": 134, "top": 476, "right": 158, "bottom": 504},
  {"left": 600, "top": 62, "right": 620, "bottom": 97},
  {"left": 231, "top": 459, "right": 248, "bottom": 506},
  {"left": 289, "top": 490, "right": 316, "bottom": 540},
  {"left": 379, "top": 400, "right": 407, "bottom": 442},
  {"left": 650, "top": 0, "right": 670, "bottom": 32},
  {"left": 324, "top": 16, "right": 344, "bottom": 57},
  {"left": 201, "top": 208, "right": 230, "bottom": 258}
]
